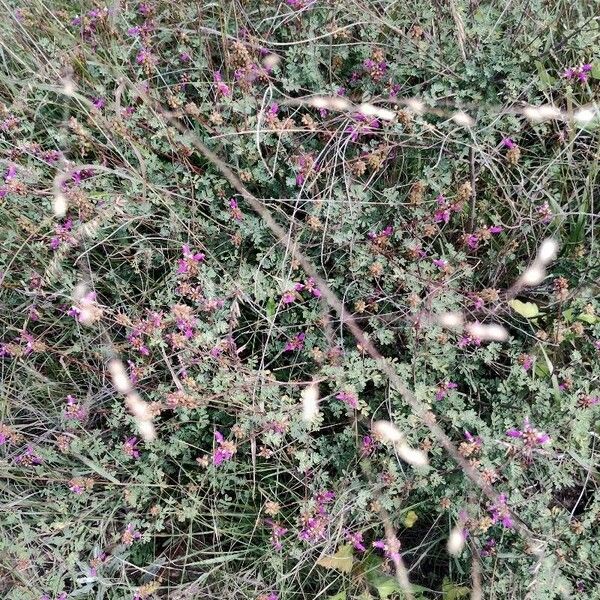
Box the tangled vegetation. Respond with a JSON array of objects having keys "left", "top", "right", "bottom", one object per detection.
[{"left": 0, "top": 1, "right": 599, "bottom": 599}]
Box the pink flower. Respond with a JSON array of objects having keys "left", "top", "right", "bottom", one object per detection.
[
  {"left": 432, "top": 258, "right": 447, "bottom": 270},
  {"left": 64, "top": 395, "right": 87, "bottom": 422},
  {"left": 501, "top": 137, "right": 516, "bottom": 149},
  {"left": 488, "top": 493, "right": 513, "bottom": 528},
  {"left": 213, "top": 430, "right": 236, "bottom": 466},
  {"left": 521, "top": 355, "right": 533, "bottom": 371},
  {"left": 123, "top": 436, "right": 140, "bottom": 459},
  {"left": 214, "top": 71, "right": 231, "bottom": 97},
  {"left": 336, "top": 390, "right": 358, "bottom": 409},
  {"left": 122, "top": 523, "right": 141, "bottom": 545},
  {"left": 345, "top": 530, "right": 366, "bottom": 551},
  {"left": 281, "top": 290, "right": 296, "bottom": 305},
  {"left": 361, "top": 435, "right": 375, "bottom": 456},
  {"left": 266, "top": 519, "right": 288, "bottom": 550},
  {"left": 178, "top": 244, "right": 205, "bottom": 274},
  {"left": 505, "top": 417, "right": 550, "bottom": 446},
  {"left": 284, "top": 332, "right": 305, "bottom": 352},
  {"left": 466, "top": 234, "right": 480, "bottom": 249},
  {"left": 435, "top": 381, "right": 458, "bottom": 400}
]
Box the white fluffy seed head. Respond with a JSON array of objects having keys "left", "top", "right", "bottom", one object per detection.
[
  {"left": 53, "top": 193, "right": 68, "bottom": 217},
  {"left": 522, "top": 105, "right": 562, "bottom": 123},
  {"left": 574, "top": 107, "right": 595, "bottom": 124},
  {"left": 108, "top": 359, "right": 132, "bottom": 394},
  {"left": 437, "top": 312, "right": 464, "bottom": 329},
  {"left": 62, "top": 78, "right": 76, "bottom": 96},
  {"left": 357, "top": 103, "right": 396, "bottom": 121},
  {"left": 519, "top": 264, "right": 545, "bottom": 286},
  {"left": 310, "top": 96, "right": 351, "bottom": 112},
  {"left": 537, "top": 238, "right": 559, "bottom": 265},
  {"left": 405, "top": 98, "right": 425, "bottom": 114},
  {"left": 447, "top": 526, "right": 466, "bottom": 556},
  {"left": 397, "top": 442, "right": 429, "bottom": 467},
  {"left": 301, "top": 382, "right": 320, "bottom": 422},
  {"left": 125, "top": 392, "right": 152, "bottom": 420},
  {"left": 262, "top": 54, "right": 280, "bottom": 70},
  {"left": 137, "top": 419, "right": 156, "bottom": 442},
  {"left": 373, "top": 420, "right": 403, "bottom": 443},
  {"left": 451, "top": 111, "right": 475, "bottom": 127},
  {"left": 466, "top": 322, "right": 509, "bottom": 341}
]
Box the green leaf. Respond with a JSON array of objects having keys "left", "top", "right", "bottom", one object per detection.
[
  {"left": 592, "top": 62, "right": 600, "bottom": 80},
  {"left": 535, "top": 60, "right": 556, "bottom": 87},
  {"left": 442, "top": 579, "right": 470, "bottom": 600},
  {"left": 328, "top": 593, "right": 347, "bottom": 600},
  {"left": 266, "top": 297, "right": 277, "bottom": 318},
  {"left": 403, "top": 510, "right": 418, "bottom": 528},
  {"left": 317, "top": 544, "right": 354, "bottom": 573},
  {"left": 577, "top": 313, "right": 598, "bottom": 324},
  {"left": 509, "top": 299, "right": 540, "bottom": 318}
]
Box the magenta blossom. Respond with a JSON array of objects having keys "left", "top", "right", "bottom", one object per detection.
[
  {"left": 501, "top": 137, "right": 516, "bottom": 149},
  {"left": 213, "top": 430, "right": 236, "bottom": 466},
  {"left": 214, "top": 71, "right": 231, "bottom": 97},
  {"left": 284, "top": 332, "right": 305, "bottom": 352},
  {"left": 488, "top": 493, "right": 513, "bottom": 528},
  {"left": 178, "top": 244, "right": 205, "bottom": 274},
  {"left": 123, "top": 436, "right": 140, "bottom": 459},
  {"left": 281, "top": 290, "right": 296, "bottom": 304},
  {"left": 336, "top": 390, "right": 358, "bottom": 409},
  {"left": 361, "top": 435, "right": 375, "bottom": 456},
  {"left": 265, "top": 519, "right": 288, "bottom": 550},
  {"left": 435, "top": 381, "right": 458, "bottom": 400},
  {"left": 345, "top": 530, "right": 366, "bottom": 551},
  {"left": 506, "top": 417, "right": 550, "bottom": 445}
]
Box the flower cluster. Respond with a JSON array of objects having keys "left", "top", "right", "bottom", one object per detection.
[
  {"left": 123, "top": 436, "right": 141, "bottom": 459},
  {"left": 562, "top": 63, "right": 592, "bottom": 83},
  {"left": 284, "top": 331, "right": 306, "bottom": 352},
  {"left": 63, "top": 395, "right": 87, "bottom": 422},
  {"left": 335, "top": 390, "right": 358, "bottom": 409},
  {"left": 435, "top": 381, "right": 458, "bottom": 400},
  {"left": 213, "top": 430, "right": 237, "bottom": 466},
  {"left": 434, "top": 194, "right": 463, "bottom": 224},
  {"left": 488, "top": 493, "right": 513, "bottom": 528},
  {"left": 346, "top": 113, "right": 381, "bottom": 142},
  {"left": 122, "top": 523, "right": 142, "bottom": 546},
  {"left": 345, "top": 529, "right": 366, "bottom": 551},
  {"left": 299, "top": 490, "right": 335, "bottom": 543}
]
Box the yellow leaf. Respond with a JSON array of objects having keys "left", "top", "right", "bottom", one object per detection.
[
  {"left": 404, "top": 510, "right": 418, "bottom": 528},
  {"left": 317, "top": 544, "right": 354, "bottom": 573},
  {"left": 509, "top": 299, "right": 540, "bottom": 319}
]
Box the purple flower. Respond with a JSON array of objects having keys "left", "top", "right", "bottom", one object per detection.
[
  {"left": 432, "top": 258, "right": 447, "bottom": 270},
  {"left": 214, "top": 71, "right": 231, "bottom": 97},
  {"left": 213, "top": 430, "right": 236, "bottom": 466},
  {"left": 92, "top": 97, "right": 105, "bottom": 110},
  {"left": 488, "top": 225, "right": 504, "bottom": 234},
  {"left": 345, "top": 530, "right": 366, "bottom": 551},
  {"left": 284, "top": 332, "right": 305, "bottom": 352},
  {"left": 123, "top": 436, "right": 140, "bottom": 459},
  {"left": 435, "top": 381, "right": 458, "bottom": 400},
  {"left": 488, "top": 494, "right": 513, "bottom": 528},
  {"left": 501, "top": 137, "right": 516, "bottom": 149},
  {"left": 16, "top": 445, "right": 43, "bottom": 466},
  {"left": 336, "top": 390, "right": 358, "bottom": 409},
  {"left": 466, "top": 234, "right": 480, "bottom": 249},
  {"left": 266, "top": 519, "right": 288, "bottom": 550},
  {"left": 505, "top": 417, "right": 550, "bottom": 446},
  {"left": 361, "top": 435, "right": 375, "bottom": 456},
  {"left": 281, "top": 290, "right": 296, "bottom": 304}
]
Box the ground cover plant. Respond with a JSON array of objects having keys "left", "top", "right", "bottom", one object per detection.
[{"left": 0, "top": 1, "right": 599, "bottom": 598}]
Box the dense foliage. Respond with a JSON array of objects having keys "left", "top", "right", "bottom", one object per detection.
[{"left": 0, "top": 1, "right": 599, "bottom": 599}]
